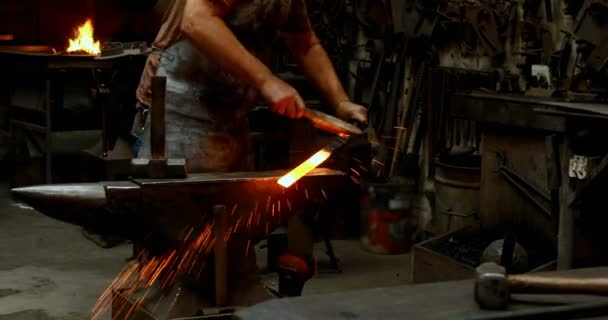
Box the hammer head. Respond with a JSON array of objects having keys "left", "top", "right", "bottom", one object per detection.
[{"left": 475, "top": 262, "right": 510, "bottom": 310}]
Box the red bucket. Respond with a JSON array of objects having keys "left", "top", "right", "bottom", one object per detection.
[{"left": 365, "top": 209, "right": 408, "bottom": 254}]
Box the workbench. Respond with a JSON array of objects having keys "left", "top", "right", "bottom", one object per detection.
[
  {"left": 449, "top": 91, "right": 608, "bottom": 270},
  {"left": 235, "top": 267, "right": 608, "bottom": 320}
]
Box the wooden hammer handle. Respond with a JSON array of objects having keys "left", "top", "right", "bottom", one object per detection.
[
  {"left": 508, "top": 275, "right": 608, "bottom": 294},
  {"left": 150, "top": 76, "right": 166, "bottom": 160}
]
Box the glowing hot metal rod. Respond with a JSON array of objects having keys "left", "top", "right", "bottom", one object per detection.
[{"left": 271, "top": 98, "right": 363, "bottom": 189}]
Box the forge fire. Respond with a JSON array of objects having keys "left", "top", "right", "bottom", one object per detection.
[{"left": 66, "top": 18, "right": 100, "bottom": 55}]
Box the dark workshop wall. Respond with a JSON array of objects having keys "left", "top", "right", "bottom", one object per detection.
[
  {"left": 0, "top": 0, "right": 159, "bottom": 46},
  {"left": 0, "top": 0, "right": 160, "bottom": 178}
]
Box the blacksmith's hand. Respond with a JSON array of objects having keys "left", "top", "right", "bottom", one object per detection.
[
  {"left": 335, "top": 101, "right": 368, "bottom": 127},
  {"left": 261, "top": 76, "right": 306, "bottom": 118}
]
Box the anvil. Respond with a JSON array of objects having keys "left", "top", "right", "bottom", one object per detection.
[
  {"left": 12, "top": 168, "right": 347, "bottom": 317},
  {"left": 12, "top": 168, "right": 346, "bottom": 252}
]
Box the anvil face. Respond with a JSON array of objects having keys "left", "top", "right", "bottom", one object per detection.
[{"left": 11, "top": 168, "right": 347, "bottom": 251}]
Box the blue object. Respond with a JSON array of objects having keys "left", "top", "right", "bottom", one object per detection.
[{"left": 133, "top": 133, "right": 144, "bottom": 156}]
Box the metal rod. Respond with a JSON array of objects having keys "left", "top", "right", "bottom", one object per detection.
[
  {"left": 214, "top": 205, "right": 228, "bottom": 306},
  {"left": 150, "top": 76, "right": 166, "bottom": 160}
]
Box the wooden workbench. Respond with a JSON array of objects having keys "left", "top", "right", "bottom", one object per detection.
[{"left": 235, "top": 267, "right": 608, "bottom": 320}]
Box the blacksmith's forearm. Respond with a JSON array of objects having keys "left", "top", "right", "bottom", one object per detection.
[
  {"left": 288, "top": 33, "right": 350, "bottom": 110},
  {"left": 181, "top": 9, "right": 273, "bottom": 90}
]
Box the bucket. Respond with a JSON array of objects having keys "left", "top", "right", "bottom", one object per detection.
[
  {"left": 360, "top": 181, "right": 416, "bottom": 254},
  {"left": 433, "top": 154, "right": 481, "bottom": 235}
]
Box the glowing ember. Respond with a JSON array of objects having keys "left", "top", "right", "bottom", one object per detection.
[
  {"left": 278, "top": 149, "right": 332, "bottom": 188},
  {"left": 67, "top": 19, "right": 101, "bottom": 55}
]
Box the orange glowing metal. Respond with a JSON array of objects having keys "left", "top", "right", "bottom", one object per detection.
[
  {"left": 67, "top": 19, "right": 101, "bottom": 55},
  {"left": 278, "top": 148, "right": 332, "bottom": 188}
]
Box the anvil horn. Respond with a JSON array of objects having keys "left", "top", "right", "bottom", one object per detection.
[{"left": 11, "top": 183, "right": 108, "bottom": 228}]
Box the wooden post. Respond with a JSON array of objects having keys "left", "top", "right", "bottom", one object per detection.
[{"left": 558, "top": 136, "right": 574, "bottom": 270}]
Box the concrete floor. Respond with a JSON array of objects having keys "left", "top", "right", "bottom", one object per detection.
[{"left": 0, "top": 183, "right": 411, "bottom": 320}]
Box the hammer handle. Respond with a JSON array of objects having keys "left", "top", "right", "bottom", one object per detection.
[
  {"left": 509, "top": 275, "right": 608, "bottom": 294},
  {"left": 150, "top": 76, "right": 166, "bottom": 160}
]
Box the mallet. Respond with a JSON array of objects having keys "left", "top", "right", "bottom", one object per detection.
[{"left": 475, "top": 262, "right": 608, "bottom": 310}]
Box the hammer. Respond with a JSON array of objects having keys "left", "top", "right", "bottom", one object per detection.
[
  {"left": 475, "top": 262, "right": 608, "bottom": 310},
  {"left": 130, "top": 76, "right": 188, "bottom": 178},
  {"left": 271, "top": 96, "right": 364, "bottom": 137}
]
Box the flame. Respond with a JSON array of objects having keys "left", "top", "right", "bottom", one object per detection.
[
  {"left": 66, "top": 19, "right": 100, "bottom": 55},
  {"left": 278, "top": 149, "right": 332, "bottom": 188}
]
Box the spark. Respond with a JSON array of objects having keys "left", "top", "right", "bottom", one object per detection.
[
  {"left": 278, "top": 200, "right": 281, "bottom": 213},
  {"left": 234, "top": 216, "right": 243, "bottom": 233},
  {"left": 321, "top": 189, "right": 328, "bottom": 200},
  {"left": 231, "top": 204, "right": 238, "bottom": 216},
  {"left": 305, "top": 189, "right": 309, "bottom": 200},
  {"left": 351, "top": 168, "right": 361, "bottom": 176},
  {"left": 394, "top": 126, "right": 407, "bottom": 130},
  {"left": 245, "top": 240, "right": 251, "bottom": 257},
  {"left": 351, "top": 176, "right": 361, "bottom": 184},
  {"left": 372, "top": 160, "right": 385, "bottom": 167},
  {"left": 358, "top": 165, "right": 369, "bottom": 173},
  {"left": 183, "top": 227, "right": 194, "bottom": 242}
]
